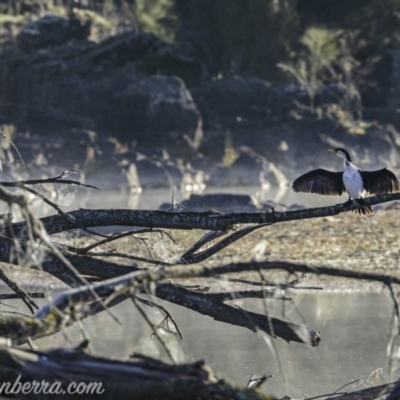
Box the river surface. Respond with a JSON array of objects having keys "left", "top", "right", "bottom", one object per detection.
[{"left": 2, "top": 287, "right": 394, "bottom": 399}]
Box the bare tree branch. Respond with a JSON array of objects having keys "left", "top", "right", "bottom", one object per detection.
[
  {"left": 215, "top": 273, "right": 323, "bottom": 290},
  {"left": 0, "top": 268, "right": 39, "bottom": 313},
  {"left": 16, "top": 192, "right": 400, "bottom": 236},
  {"left": 0, "top": 170, "right": 99, "bottom": 190}
]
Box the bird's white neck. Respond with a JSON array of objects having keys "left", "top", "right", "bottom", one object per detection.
[{"left": 344, "top": 159, "right": 352, "bottom": 168}]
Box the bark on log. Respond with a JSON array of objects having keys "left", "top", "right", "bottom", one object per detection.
[
  {"left": 0, "top": 346, "right": 277, "bottom": 400},
  {"left": 9, "top": 191, "right": 400, "bottom": 235},
  {"left": 155, "top": 284, "right": 318, "bottom": 345}
]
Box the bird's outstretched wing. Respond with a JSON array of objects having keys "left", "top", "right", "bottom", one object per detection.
[
  {"left": 292, "top": 169, "right": 345, "bottom": 196},
  {"left": 360, "top": 168, "right": 400, "bottom": 194}
]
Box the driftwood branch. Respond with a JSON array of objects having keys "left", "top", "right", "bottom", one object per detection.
[
  {"left": 154, "top": 284, "right": 319, "bottom": 345},
  {"left": 12, "top": 191, "right": 400, "bottom": 236},
  {"left": 0, "top": 279, "right": 319, "bottom": 346},
  {"left": 1, "top": 191, "right": 398, "bottom": 285},
  {"left": 24, "top": 258, "right": 400, "bottom": 345}
]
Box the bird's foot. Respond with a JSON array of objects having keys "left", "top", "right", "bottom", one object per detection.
[
  {"left": 349, "top": 198, "right": 373, "bottom": 215},
  {"left": 343, "top": 198, "right": 365, "bottom": 206},
  {"left": 343, "top": 199, "right": 353, "bottom": 207},
  {"left": 356, "top": 198, "right": 366, "bottom": 206}
]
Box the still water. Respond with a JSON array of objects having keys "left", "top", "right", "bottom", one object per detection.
[{"left": 6, "top": 288, "right": 392, "bottom": 399}]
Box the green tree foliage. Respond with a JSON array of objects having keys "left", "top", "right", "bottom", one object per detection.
[
  {"left": 0, "top": 0, "right": 177, "bottom": 43},
  {"left": 3, "top": 0, "right": 400, "bottom": 96},
  {"left": 297, "top": 0, "right": 400, "bottom": 48},
  {"left": 173, "top": 0, "right": 400, "bottom": 91},
  {"left": 134, "top": 0, "right": 177, "bottom": 43},
  {"left": 278, "top": 28, "right": 342, "bottom": 106}
]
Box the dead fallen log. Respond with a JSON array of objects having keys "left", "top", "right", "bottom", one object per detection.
[
  {"left": 26, "top": 273, "right": 320, "bottom": 346},
  {"left": 0, "top": 282, "right": 319, "bottom": 347},
  {"left": 155, "top": 283, "right": 320, "bottom": 346},
  {"left": 5, "top": 251, "right": 400, "bottom": 346},
  {"left": 10, "top": 191, "right": 400, "bottom": 235},
  {"left": 0, "top": 345, "right": 277, "bottom": 400}
]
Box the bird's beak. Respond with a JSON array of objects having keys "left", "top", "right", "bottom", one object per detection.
[{"left": 328, "top": 149, "right": 336, "bottom": 153}]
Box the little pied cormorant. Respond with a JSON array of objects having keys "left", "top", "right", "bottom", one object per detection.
[{"left": 292, "top": 148, "right": 400, "bottom": 215}]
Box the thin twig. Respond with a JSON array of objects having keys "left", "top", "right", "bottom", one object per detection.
[
  {"left": 0, "top": 268, "right": 39, "bottom": 313},
  {"left": 388, "top": 281, "right": 400, "bottom": 332},
  {"left": 0, "top": 170, "right": 99, "bottom": 190},
  {"left": 214, "top": 273, "right": 323, "bottom": 290},
  {"left": 258, "top": 270, "right": 286, "bottom": 382},
  {"left": 130, "top": 293, "right": 176, "bottom": 364},
  {"left": 21, "top": 184, "right": 108, "bottom": 239},
  {"left": 135, "top": 296, "right": 183, "bottom": 340},
  {"left": 0, "top": 130, "right": 25, "bottom": 166},
  {"left": 85, "top": 251, "right": 172, "bottom": 266},
  {"left": 72, "top": 228, "right": 177, "bottom": 255}
]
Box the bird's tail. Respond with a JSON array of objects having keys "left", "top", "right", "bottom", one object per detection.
[{"left": 352, "top": 206, "right": 373, "bottom": 215}]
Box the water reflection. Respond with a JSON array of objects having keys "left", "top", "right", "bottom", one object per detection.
[{"left": 15, "top": 289, "right": 393, "bottom": 399}]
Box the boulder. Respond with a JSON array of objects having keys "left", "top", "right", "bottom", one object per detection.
[
  {"left": 190, "top": 77, "right": 349, "bottom": 129},
  {"left": 8, "top": 49, "right": 92, "bottom": 125},
  {"left": 17, "top": 14, "right": 90, "bottom": 51},
  {"left": 6, "top": 28, "right": 202, "bottom": 134},
  {"left": 190, "top": 76, "right": 272, "bottom": 127},
  {"left": 142, "top": 43, "right": 202, "bottom": 79},
  {"left": 68, "top": 31, "right": 166, "bottom": 77},
  {"left": 110, "top": 75, "right": 202, "bottom": 134}
]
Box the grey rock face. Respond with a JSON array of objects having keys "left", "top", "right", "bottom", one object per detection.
[
  {"left": 17, "top": 14, "right": 90, "bottom": 50},
  {"left": 116, "top": 75, "right": 202, "bottom": 133},
  {"left": 191, "top": 76, "right": 272, "bottom": 127}
]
